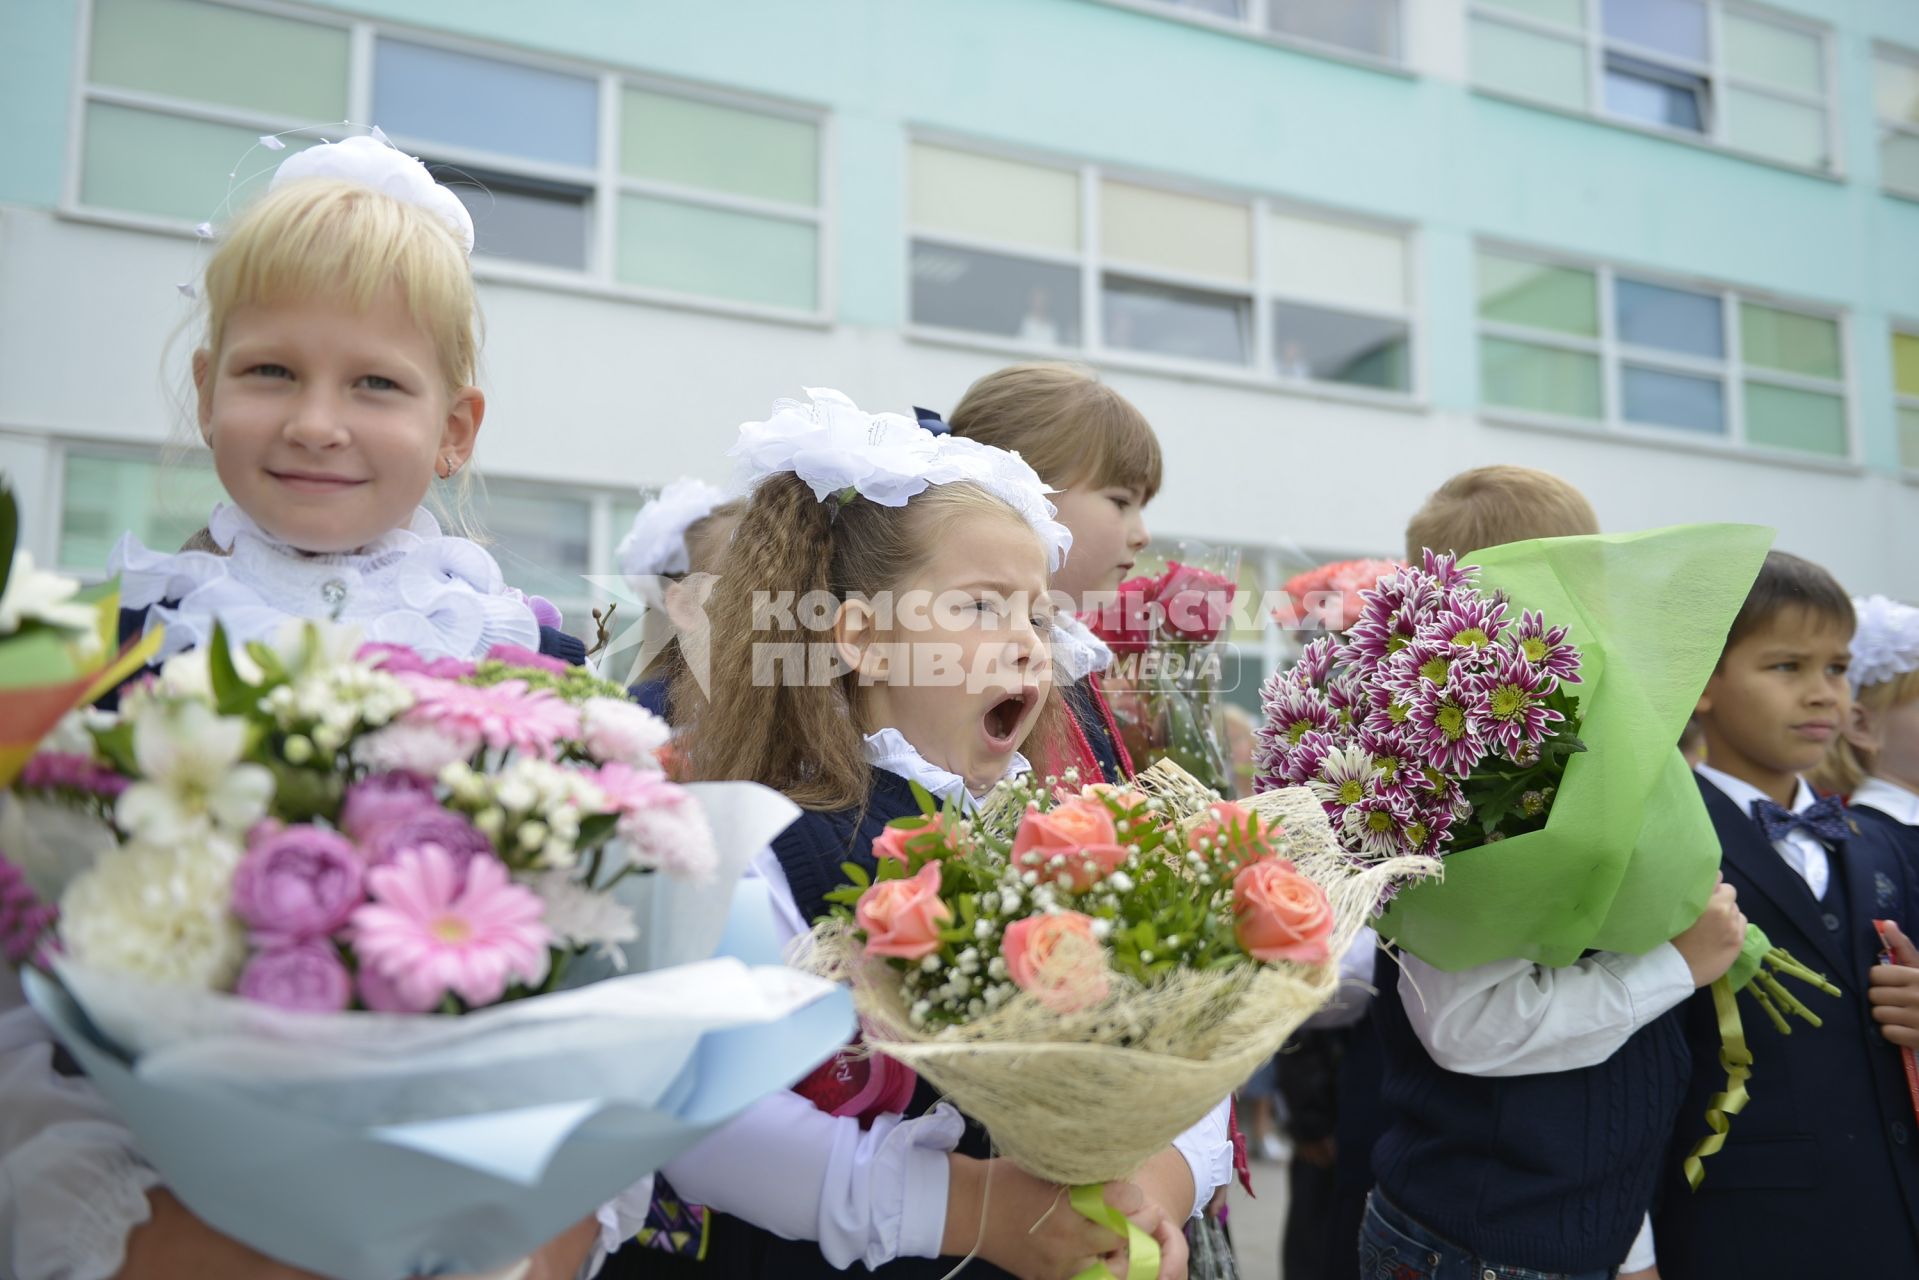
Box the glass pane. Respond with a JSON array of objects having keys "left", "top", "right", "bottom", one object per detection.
[
  {"left": 374, "top": 39, "right": 596, "bottom": 169},
  {"left": 1615, "top": 278, "right": 1723, "bottom": 358},
  {"left": 1265, "top": 211, "right": 1405, "bottom": 313},
  {"left": 618, "top": 196, "right": 817, "bottom": 311},
  {"left": 1894, "top": 332, "right": 1919, "bottom": 398},
  {"left": 1480, "top": 337, "right": 1604, "bottom": 419},
  {"left": 59, "top": 452, "right": 228, "bottom": 573},
  {"left": 475, "top": 485, "right": 593, "bottom": 634},
  {"left": 1162, "top": 0, "right": 1245, "bottom": 16},
  {"left": 1727, "top": 89, "right": 1827, "bottom": 169},
  {"left": 81, "top": 104, "right": 317, "bottom": 222},
  {"left": 1602, "top": 0, "right": 1707, "bottom": 62},
  {"left": 1477, "top": 252, "right": 1598, "bottom": 336},
  {"left": 622, "top": 90, "right": 817, "bottom": 206},
  {"left": 437, "top": 168, "right": 589, "bottom": 269},
  {"left": 1471, "top": 18, "right": 1588, "bottom": 114},
  {"left": 1477, "top": 0, "right": 1582, "bottom": 29},
  {"left": 1882, "top": 130, "right": 1919, "bottom": 196},
  {"left": 1621, "top": 364, "right": 1725, "bottom": 433},
  {"left": 910, "top": 144, "right": 1080, "bottom": 254},
  {"left": 1267, "top": 0, "right": 1399, "bottom": 60},
  {"left": 1901, "top": 406, "right": 1919, "bottom": 470},
  {"left": 1744, "top": 382, "right": 1847, "bottom": 456},
  {"left": 910, "top": 242, "right": 1083, "bottom": 346},
  {"left": 90, "top": 0, "right": 347, "bottom": 120},
  {"left": 1101, "top": 181, "right": 1252, "bottom": 282},
  {"left": 1875, "top": 53, "right": 1919, "bottom": 125},
  {"left": 1102, "top": 277, "right": 1251, "bottom": 365},
  {"left": 1605, "top": 54, "right": 1708, "bottom": 133},
  {"left": 1740, "top": 303, "right": 1841, "bottom": 380},
  {"left": 1271, "top": 303, "right": 1410, "bottom": 392},
  {"left": 1723, "top": 14, "right": 1823, "bottom": 96}
]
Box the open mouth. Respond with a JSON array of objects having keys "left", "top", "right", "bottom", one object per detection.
[{"left": 982, "top": 686, "right": 1040, "bottom": 753}]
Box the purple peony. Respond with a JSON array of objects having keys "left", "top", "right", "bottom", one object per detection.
[
  {"left": 232, "top": 825, "right": 365, "bottom": 941},
  {"left": 236, "top": 940, "right": 352, "bottom": 1012},
  {"left": 339, "top": 773, "right": 440, "bottom": 843},
  {"left": 360, "top": 809, "right": 495, "bottom": 873},
  {"left": 355, "top": 956, "right": 441, "bottom": 1013}
]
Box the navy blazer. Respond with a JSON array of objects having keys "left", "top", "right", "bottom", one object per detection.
[
  {"left": 1853, "top": 800, "right": 1919, "bottom": 866},
  {"left": 1654, "top": 775, "right": 1919, "bottom": 1278}
]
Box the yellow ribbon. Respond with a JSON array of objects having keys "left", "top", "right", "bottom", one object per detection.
[
  {"left": 1682, "top": 975, "right": 1753, "bottom": 1190},
  {"left": 1067, "top": 1184, "right": 1160, "bottom": 1280}
]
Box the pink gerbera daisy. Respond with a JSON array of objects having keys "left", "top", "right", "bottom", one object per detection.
[
  {"left": 400, "top": 677, "right": 581, "bottom": 760},
  {"left": 351, "top": 847, "right": 550, "bottom": 1010}
]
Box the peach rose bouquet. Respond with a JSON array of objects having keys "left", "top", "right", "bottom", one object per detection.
[{"left": 808, "top": 760, "right": 1437, "bottom": 1275}]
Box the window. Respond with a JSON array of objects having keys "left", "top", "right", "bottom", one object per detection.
[
  {"left": 56, "top": 448, "right": 228, "bottom": 572},
  {"left": 1112, "top": 0, "right": 1403, "bottom": 65},
  {"left": 1892, "top": 329, "right": 1919, "bottom": 471},
  {"left": 1476, "top": 245, "right": 1850, "bottom": 459},
  {"left": 907, "top": 139, "right": 1416, "bottom": 396},
  {"left": 71, "top": 0, "right": 827, "bottom": 316},
  {"left": 1875, "top": 45, "right": 1919, "bottom": 199},
  {"left": 1470, "top": 0, "right": 1833, "bottom": 172}
]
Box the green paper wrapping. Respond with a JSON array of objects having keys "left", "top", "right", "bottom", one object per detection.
[{"left": 1373, "top": 523, "right": 1774, "bottom": 970}]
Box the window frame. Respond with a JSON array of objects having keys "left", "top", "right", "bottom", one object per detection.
[
  {"left": 1467, "top": 0, "right": 1840, "bottom": 178},
  {"left": 62, "top": 0, "right": 834, "bottom": 325},
  {"left": 1475, "top": 238, "right": 1857, "bottom": 467},
  {"left": 904, "top": 132, "right": 1424, "bottom": 410},
  {"left": 1088, "top": 0, "right": 1410, "bottom": 75},
  {"left": 1892, "top": 322, "right": 1919, "bottom": 480},
  {"left": 1874, "top": 42, "right": 1919, "bottom": 202}
]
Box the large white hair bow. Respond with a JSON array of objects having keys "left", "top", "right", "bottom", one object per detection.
[
  {"left": 271, "top": 134, "right": 475, "bottom": 256},
  {"left": 729, "top": 388, "right": 1073, "bottom": 570},
  {"left": 617, "top": 477, "right": 732, "bottom": 581},
  {"left": 1850, "top": 594, "right": 1919, "bottom": 691}
]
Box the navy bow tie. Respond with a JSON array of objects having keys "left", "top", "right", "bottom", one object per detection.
[{"left": 1750, "top": 795, "right": 1853, "bottom": 846}]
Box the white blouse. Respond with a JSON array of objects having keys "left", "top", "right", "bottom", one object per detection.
[{"left": 110, "top": 503, "right": 541, "bottom": 663}]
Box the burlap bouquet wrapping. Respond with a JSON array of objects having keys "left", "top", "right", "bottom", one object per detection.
[{"left": 808, "top": 781, "right": 1436, "bottom": 1185}]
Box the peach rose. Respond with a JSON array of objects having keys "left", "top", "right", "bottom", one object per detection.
[
  {"left": 1002, "top": 912, "right": 1111, "bottom": 1013},
  {"left": 856, "top": 862, "right": 952, "bottom": 960},
  {"left": 1187, "top": 801, "right": 1276, "bottom": 870},
  {"left": 1012, "top": 800, "right": 1130, "bottom": 889},
  {"left": 873, "top": 815, "right": 946, "bottom": 866},
  {"left": 1233, "top": 858, "right": 1333, "bottom": 965}
]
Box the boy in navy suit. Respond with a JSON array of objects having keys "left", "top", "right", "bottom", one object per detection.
[{"left": 1657, "top": 551, "right": 1919, "bottom": 1277}]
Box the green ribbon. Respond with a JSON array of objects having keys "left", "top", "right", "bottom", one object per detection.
[
  {"left": 1066, "top": 1183, "right": 1159, "bottom": 1280},
  {"left": 1682, "top": 975, "right": 1753, "bottom": 1190}
]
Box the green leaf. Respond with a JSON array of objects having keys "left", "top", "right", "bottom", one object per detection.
[
  {"left": 574, "top": 812, "right": 619, "bottom": 850},
  {"left": 839, "top": 861, "right": 872, "bottom": 889},
  {"left": 910, "top": 781, "right": 938, "bottom": 817},
  {"left": 207, "top": 624, "right": 258, "bottom": 716},
  {"left": 93, "top": 720, "right": 138, "bottom": 776},
  {"left": 0, "top": 483, "right": 16, "bottom": 602}
]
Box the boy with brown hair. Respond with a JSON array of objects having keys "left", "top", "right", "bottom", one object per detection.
[
  {"left": 1403, "top": 464, "right": 1600, "bottom": 561},
  {"left": 1657, "top": 552, "right": 1919, "bottom": 1278},
  {"left": 1359, "top": 467, "right": 1742, "bottom": 1280}
]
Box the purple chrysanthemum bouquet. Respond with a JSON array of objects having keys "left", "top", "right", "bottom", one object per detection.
[{"left": 1255, "top": 550, "right": 1585, "bottom": 882}]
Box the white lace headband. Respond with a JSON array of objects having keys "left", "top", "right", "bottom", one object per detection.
[
  {"left": 1850, "top": 594, "right": 1919, "bottom": 691},
  {"left": 728, "top": 387, "right": 1074, "bottom": 570},
  {"left": 270, "top": 133, "right": 474, "bottom": 255},
  {"left": 617, "top": 476, "right": 733, "bottom": 581}
]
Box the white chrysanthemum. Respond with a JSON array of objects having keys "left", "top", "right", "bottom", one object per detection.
[
  {"left": 116, "top": 701, "right": 273, "bottom": 845},
  {"left": 0, "top": 552, "right": 99, "bottom": 648},
  {"left": 60, "top": 841, "right": 246, "bottom": 989},
  {"left": 1309, "top": 744, "right": 1381, "bottom": 810},
  {"left": 153, "top": 644, "right": 263, "bottom": 703},
  {"left": 578, "top": 697, "right": 671, "bottom": 768},
  {"left": 354, "top": 721, "right": 473, "bottom": 776},
  {"left": 524, "top": 869, "right": 640, "bottom": 968}
]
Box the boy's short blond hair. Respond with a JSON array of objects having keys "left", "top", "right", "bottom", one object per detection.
[
  {"left": 1404, "top": 466, "right": 1599, "bottom": 561},
  {"left": 948, "top": 362, "right": 1163, "bottom": 499}
]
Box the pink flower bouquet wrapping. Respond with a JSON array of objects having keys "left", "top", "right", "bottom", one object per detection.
[
  {"left": 3, "top": 621, "right": 851, "bottom": 1279},
  {"left": 807, "top": 760, "right": 1434, "bottom": 1278}
]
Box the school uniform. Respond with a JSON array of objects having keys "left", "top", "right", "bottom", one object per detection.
[
  {"left": 1050, "top": 616, "right": 1133, "bottom": 786},
  {"left": 1654, "top": 768, "right": 1919, "bottom": 1278},
  {"left": 1851, "top": 779, "right": 1919, "bottom": 865}
]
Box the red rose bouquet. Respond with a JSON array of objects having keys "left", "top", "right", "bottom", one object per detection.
[{"left": 1088, "top": 545, "right": 1240, "bottom": 793}]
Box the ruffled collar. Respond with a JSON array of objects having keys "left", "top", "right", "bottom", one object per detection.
[
  {"left": 1052, "top": 613, "right": 1113, "bottom": 682},
  {"left": 109, "top": 503, "right": 540, "bottom": 663},
  {"left": 862, "top": 728, "right": 1030, "bottom": 811},
  {"left": 1855, "top": 777, "right": 1919, "bottom": 827}
]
